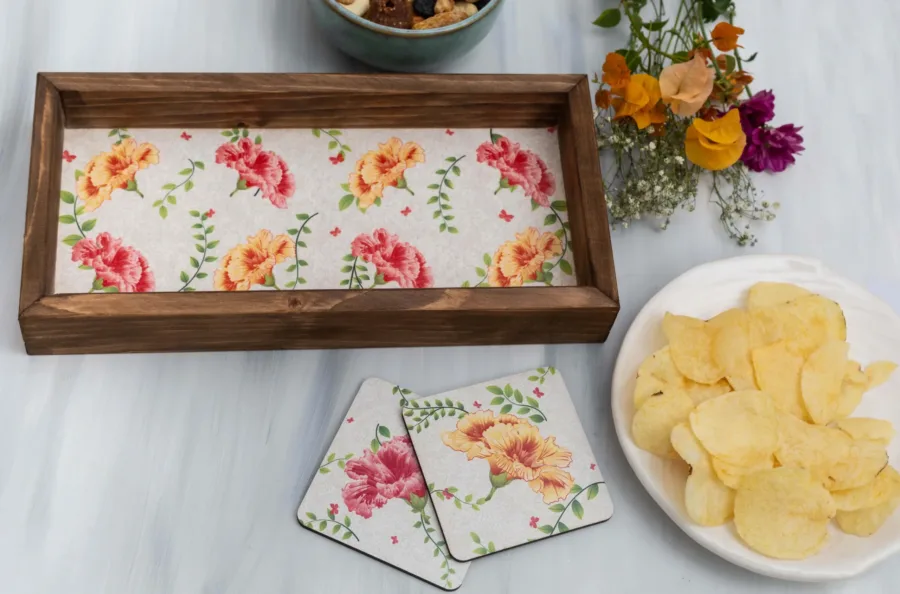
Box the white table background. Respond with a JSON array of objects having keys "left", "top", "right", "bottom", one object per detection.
[{"left": 1, "top": 1, "right": 898, "bottom": 592}]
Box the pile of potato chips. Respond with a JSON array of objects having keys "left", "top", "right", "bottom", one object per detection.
[{"left": 632, "top": 282, "right": 899, "bottom": 559}]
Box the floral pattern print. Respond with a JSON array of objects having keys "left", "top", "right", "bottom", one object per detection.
[
  {"left": 342, "top": 435, "right": 427, "bottom": 519},
  {"left": 56, "top": 128, "right": 573, "bottom": 294},
  {"left": 340, "top": 138, "right": 425, "bottom": 212},
  {"left": 350, "top": 229, "right": 433, "bottom": 289},
  {"left": 216, "top": 134, "right": 295, "bottom": 208},
  {"left": 72, "top": 232, "right": 155, "bottom": 293},
  {"left": 214, "top": 230, "right": 295, "bottom": 290},
  {"left": 477, "top": 131, "right": 556, "bottom": 207},
  {"left": 78, "top": 137, "right": 159, "bottom": 211}
]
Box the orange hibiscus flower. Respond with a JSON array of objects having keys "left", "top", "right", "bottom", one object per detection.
[
  {"left": 488, "top": 227, "right": 562, "bottom": 287},
  {"left": 612, "top": 73, "right": 667, "bottom": 130},
  {"left": 77, "top": 138, "right": 159, "bottom": 211},
  {"left": 441, "top": 411, "right": 529, "bottom": 460},
  {"left": 349, "top": 138, "right": 425, "bottom": 210},
  {"left": 214, "top": 230, "right": 295, "bottom": 291},
  {"left": 710, "top": 22, "right": 744, "bottom": 52},
  {"left": 441, "top": 411, "right": 574, "bottom": 504},
  {"left": 601, "top": 52, "right": 631, "bottom": 89}
]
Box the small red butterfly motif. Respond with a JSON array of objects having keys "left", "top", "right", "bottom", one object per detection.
[
  {"left": 498, "top": 210, "right": 514, "bottom": 222},
  {"left": 547, "top": 126, "right": 557, "bottom": 133},
  {"left": 329, "top": 503, "right": 340, "bottom": 516},
  {"left": 533, "top": 387, "right": 544, "bottom": 398},
  {"left": 205, "top": 209, "right": 215, "bottom": 218},
  {"left": 62, "top": 150, "right": 76, "bottom": 163},
  {"left": 346, "top": 417, "right": 354, "bottom": 423},
  {"left": 401, "top": 206, "right": 412, "bottom": 217},
  {"left": 445, "top": 129, "right": 455, "bottom": 136},
  {"left": 180, "top": 131, "right": 192, "bottom": 141},
  {"left": 391, "top": 536, "right": 399, "bottom": 544},
  {"left": 590, "top": 463, "right": 597, "bottom": 471},
  {"left": 329, "top": 153, "right": 345, "bottom": 165},
  {"left": 529, "top": 516, "right": 540, "bottom": 529},
  {"left": 473, "top": 401, "right": 482, "bottom": 409},
  {"left": 330, "top": 227, "right": 342, "bottom": 237}
]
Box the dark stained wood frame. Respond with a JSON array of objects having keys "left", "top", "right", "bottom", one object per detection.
[{"left": 19, "top": 73, "right": 618, "bottom": 355}]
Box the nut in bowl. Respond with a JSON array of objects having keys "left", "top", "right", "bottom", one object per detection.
[
  {"left": 612, "top": 255, "right": 900, "bottom": 581},
  {"left": 312, "top": 0, "right": 504, "bottom": 72}
]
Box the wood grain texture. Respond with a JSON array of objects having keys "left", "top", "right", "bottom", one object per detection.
[
  {"left": 19, "top": 73, "right": 619, "bottom": 354},
  {"left": 18, "top": 74, "right": 63, "bottom": 314}
]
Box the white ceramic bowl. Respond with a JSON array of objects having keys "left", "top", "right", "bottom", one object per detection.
[{"left": 611, "top": 255, "right": 900, "bottom": 582}]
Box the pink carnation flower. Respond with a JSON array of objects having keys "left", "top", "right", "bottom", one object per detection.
[
  {"left": 215, "top": 138, "right": 295, "bottom": 208},
  {"left": 342, "top": 436, "right": 427, "bottom": 519},
  {"left": 71, "top": 232, "right": 155, "bottom": 293},
  {"left": 351, "top": 229, "right": 433, "bottom": 289},
  {"left": 476, "top": 137, "right": 557, "bottom": 207}
]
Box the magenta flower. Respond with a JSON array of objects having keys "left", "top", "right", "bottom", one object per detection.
[
  {"left": 741, "top": 124, "right": 805, "bottom": 173},
  {"left": 738, "top": 89, "right": 776, "bottom": 134}
]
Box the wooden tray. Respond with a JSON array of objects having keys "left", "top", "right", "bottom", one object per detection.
[{"left": 19, "top": 73, "right": 618, "bottom": 354}]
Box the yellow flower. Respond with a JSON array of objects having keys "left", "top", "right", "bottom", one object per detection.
[
  {"left": 488, "top": 227, "right": 562, "bottom": 287},
  {"left": 660, "top": 55, "right": 714, "bottom": 117},
  {"left": 214, "top": 230, "right": 295, "bottom": 291},
  {"left": 441, "top": 411, "right": 575, "bottom": 504},
  {"left": 685, "top": 109, "right": 747, "bottom": 171},
  {"left": 613, "top": 74, "right": 667, "bottom": 130},
  {"left": 348, "top": 138, "right": 425, "bottom": 209},
  {"left": 482, "top": 423, "right": 574, "bottom": 504},
  {"left": 441, "top": 411, "right": 530, "bottom": 460},
  {"left": 601, "top": 52, "right": 631, "bottom": 89},
  {"left": 77, "top": 138, "right": 159, "bottom": 211}
]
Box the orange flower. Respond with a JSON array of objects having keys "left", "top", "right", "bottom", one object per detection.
[
  {"left": 77, "top": 138, "right": 159, "bottom": 211},
  {"left": 613, "top": 74, "right": 667, "bottom": 130},
  {"left": 349, "top": 138, "right": 425, "bottom": 209},
  {"left": 685, "top": 109, "right": 747, "bottom": 171},
  {"left": 687, "top": 47, "right": 713, "bottom": 62},
  {"left": 711, "top": 22, "right": 744, "bottom": 52},
  {"left": 441, "top": 411, "right": 529, "bottom": 461},
  {"left": 602, "top": 52, "right": 631, "bottom": 89},
  {"left": 214, "top": 230, "right": 295, "bottom": 291},
  {"left": 488, "top": 227, "right": 562, "bottom": 287},
  {"left": 595, "top": 89, "right": 612, "bottom": 110},
  {"left": 482, "top": 423, "right": 574, "bottom": 504},
  {"left": 660, "top": 55, "right": 714, "bottom": 117},
  {"left": 349, "top": 169, "right": 384, "bottom": 210}
]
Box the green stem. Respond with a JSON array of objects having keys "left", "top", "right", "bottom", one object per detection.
[
  {"left": 436, "top": 155, "right": 465, "bottom": 230},
  {"left": 179, "top": 222, "right": 209, "bottom": 292},
  {"left": 484, "top": 486, "right": 497, "bottom": 502},
  {"left": 626, "top": 9, "right": 678, "bottom": 61},
  {"left": 318, "top": 457, "right": 350, "bottom": 471},
  {"left": 549, "top": 481, "right": 605, "bottom": 535},
  {"left": 320, "top": 129, "right": 346, "bottom": 154},
  {"left": 346, "top": 256, "right": 363, "bottom": 290},
  {"left": 431, "top": 489, "right": 478, "bottom": 509},
  {"left": 502, "top": 392, "right": 547, "bottom": 421},
  {"left": 321, "top": 518, "right": 359, "bottom": 542},
  {"left": 417, "top": 511, "right": 451, "bottom": 587},
  {"left": 375, "top": 424, "right": 384, "bottom": 447},
  {"left": 162, "top": 159, "right": 196, "bottom": 205},
  {"left": 73, "top": 199, "right": 86, "bottom": 238},
  {"left": 292, "top": 212, "right": 319, "bottom": 290},
  {"left": 401, "top": 402, "right": 468, "bottom": 429}
]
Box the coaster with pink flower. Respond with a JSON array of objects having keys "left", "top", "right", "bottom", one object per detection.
[
  {"left": 298, "top": 378, "right": 470, "bottom": 591},
  {"left": 403, "top": 368, "right": 614, "bottom": 561}
]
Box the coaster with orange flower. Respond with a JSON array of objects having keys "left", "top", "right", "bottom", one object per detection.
[
  {"left": 298, "top": 378, "right": 470, "bottom": 591},
  {"left": 403, "top": 368, "right": 614, "bottom": 561}
]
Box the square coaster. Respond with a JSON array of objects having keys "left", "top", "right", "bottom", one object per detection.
[
  {"left": 403, "top": 368, "right": 614, "bottom": 561},
  {"left": 298, "top": 378, "right": 470, "bottom": 591}
]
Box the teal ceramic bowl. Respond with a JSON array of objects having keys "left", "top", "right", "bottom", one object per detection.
[{"left": 312, "top": 0, "right": 505, "bottom": 72}]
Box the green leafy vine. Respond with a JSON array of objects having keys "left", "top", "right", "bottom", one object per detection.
[
  {"left": 179, "top": 210, "right": 219, "bottom": 292},
  {"left": 462, "top": 253, "right": 493, "bottom": 288},
  {"left": 303, "top": 508, "right": 359, "bottom": 542},
  {"left": 527, "top": 366, "right": 557, "bottom": 385},
  {"left": 486, "top": 383, "right": 547, "bottom": 423},
  {"left": 534, "top": 482, "right": 605, "bottom": 536},
  {"left": 318, "top": 452, "right": 354, "bottom": 474},
  {"left": 312, "top": 128, "right": 351, "bottom": 161},
  {"left": 470, "top": 531, "right": 497, "bottom": 556},
  {"left": 285, "top": 212, "right": 317, "bottom": 289},
  {"left": 400, "top": 391, "right": 468, "bottom": 434},
  {"left": 426, "top": 155, "right": 464, "bottom": 233},
  {"left": 153, "top": 159, "right": 203, "bottom": 219}
]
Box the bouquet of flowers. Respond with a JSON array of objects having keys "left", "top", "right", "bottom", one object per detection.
[{"left": 593, "top": 0, "right": 803, "bottom": 245}]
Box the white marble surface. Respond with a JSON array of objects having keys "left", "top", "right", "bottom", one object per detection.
[{"left": 1, "top": 1, "right": 899, "bottom": 592}]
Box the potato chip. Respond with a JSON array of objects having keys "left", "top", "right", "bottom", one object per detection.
[
  {"left": 637, "top": 346, "right": 685, "bottom": 385},
  {"left": 670, "top": 423, "right": 735, "bottom": 525},
  {"left": 835, "top": 418, "right": 895, "bottom": 446},
  {"left": 664, "top": 317, "right": 720, "bottom": 383},
  {"left": 836, "top": 498, "right": 900, "bottom": 537},
  {"left": 707, "top": 308, "right": 747, "bottom": 332},
  {"left": 774, "top": 412, "right": 852, "bottom": 484},
  {"left": 866, "top": 361, "right": 898, "bottom": 390},
  {"left": 831, "top": 466, "right": 900, "bottom": 511},
  {"left": 712, "top": 319, "right": 758, "bottom": 391},
  {"left": 683, "top": 379, "right": 732, "bottom": 407},
  {"left": 734, "top": 468, "right": 835, "bottom": 559},
  {"left": 836, "top": 361, "right": 870, "bottom": 419},
  {"left": 752, "top": 341, "right": 808, "bottom": 421},
  {"left": 690, "top": 391, "right": 778, "bottom": 466},
  {"left": 633, "top": 374, "right": 668, "bottom": 411},
  {"left": 825, "top": 439, "right": 888, "bottom": 491},
  {"left": 670, "top": 422, "right": 708, "bottom": 469},
  {"left": 712, "top": 456, "right": 775, "bottom": 490},
  {"left": 746, "top": 282, "right": 812, "bottom": 310},
  {"left": 632, "top": 388, "right": 695, "bottom": 458},
  {"left": 783, "top": 295, "right": 847, "bottom": 345},
  {"left": 801, "top": 340, "right": 849, "bottom": 425},
  {"left": 664, "top": 313, "right": 724, "bottom": 385}
]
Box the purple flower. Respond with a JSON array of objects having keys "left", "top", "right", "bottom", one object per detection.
[
  {"left": 738, "top": 90, "right": 776, "bottom": 135},
  {"left": 741, "top": 124, "right": 805, "bottom": 173}
]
